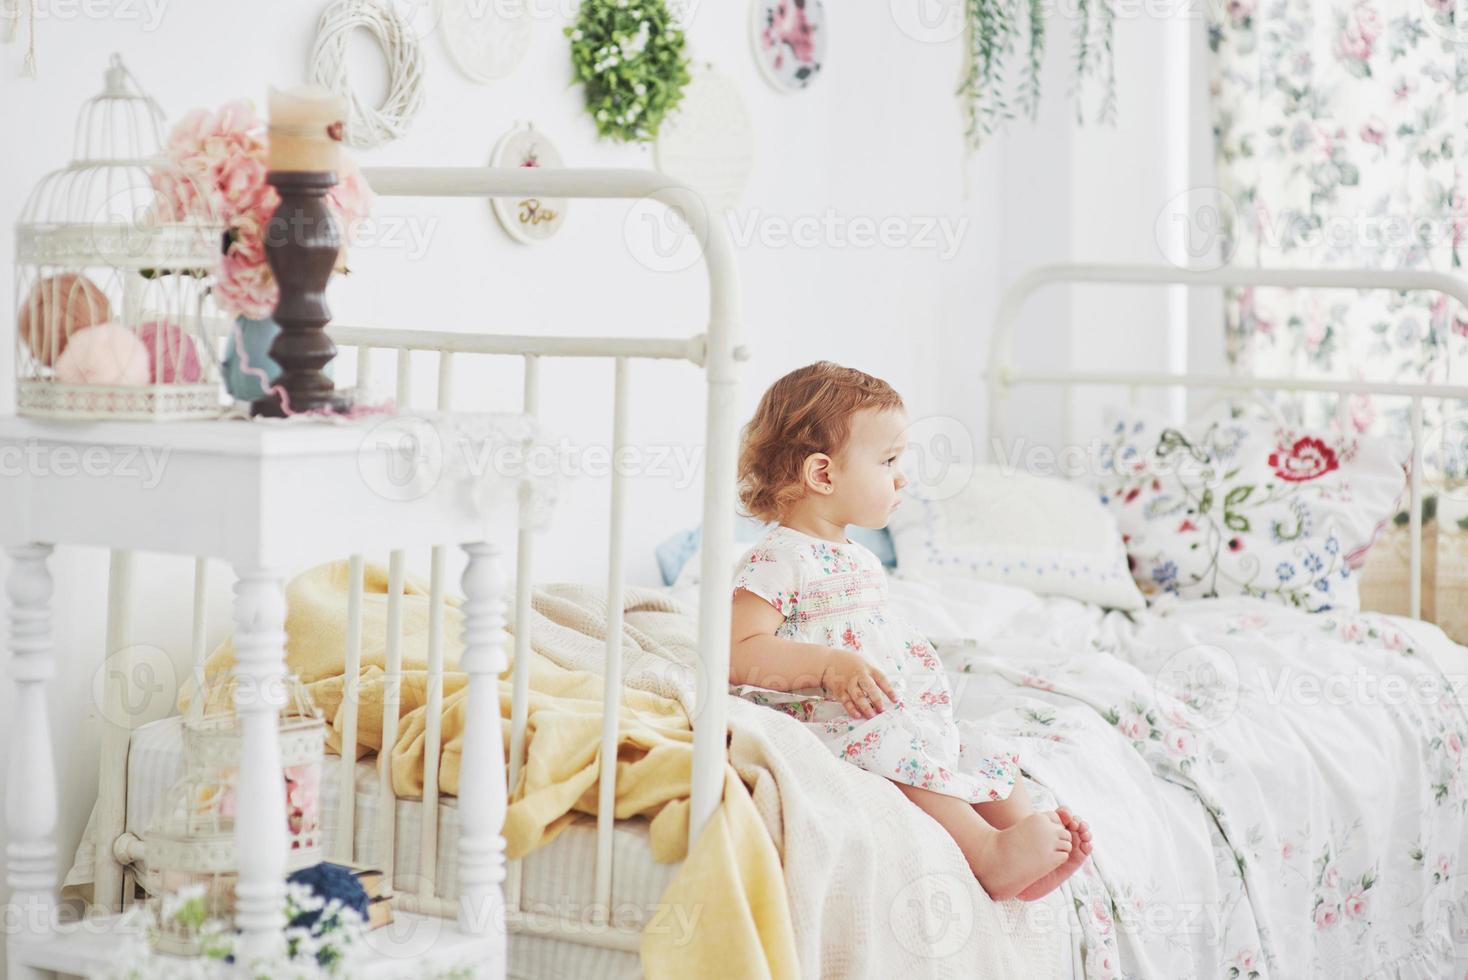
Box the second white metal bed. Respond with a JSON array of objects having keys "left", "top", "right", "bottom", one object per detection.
[{"left": 985, "top": 262, "right": 1468, "bottom": 626}]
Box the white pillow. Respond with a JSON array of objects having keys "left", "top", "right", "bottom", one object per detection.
[{"left": 886, "top": 464, "right": 1147, "bottom": 610}]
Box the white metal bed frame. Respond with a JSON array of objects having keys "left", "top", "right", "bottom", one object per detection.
[
  {"left": 74, "top": 166, "right": 745, "bottom": 958},
  {"left": 985, "top": 263, "right": 1468, "bottom": 624}
]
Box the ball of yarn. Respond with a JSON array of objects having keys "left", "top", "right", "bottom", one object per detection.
[
  {"left": 54, "top": 323, "right": 151, "bottom": 386},
  {"left": 17, "top": 273, "right": 111, "bottom": 367},
  {"left": 136, "top": 320, "right": 203, "bottom": 384}
]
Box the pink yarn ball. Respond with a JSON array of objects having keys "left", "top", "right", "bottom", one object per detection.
[
  {"left": 53, "top": 323, "right": 151, "bottom": 386},
  {"left": 136, "top": 320, "right": 204, "bottom": 384}
]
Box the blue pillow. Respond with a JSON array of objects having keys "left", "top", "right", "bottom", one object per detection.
[{"left": 654, "top": 518, "right": 897, "bottom": 585}]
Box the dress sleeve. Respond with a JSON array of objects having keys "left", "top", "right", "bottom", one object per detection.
[{"left": 731, "top": 542, "right": 803, "bottom": 619}]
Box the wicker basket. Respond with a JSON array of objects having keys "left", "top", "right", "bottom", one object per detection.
[{"left": 1358, "top": 519, "right": 1468, "bottom": 643}]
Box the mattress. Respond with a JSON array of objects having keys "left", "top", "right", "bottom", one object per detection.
[{"left": 67, "top": 715, "right": 677, "bottom": 978}]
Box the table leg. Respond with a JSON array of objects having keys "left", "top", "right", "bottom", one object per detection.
[
  {"left": 230, "top": 566, "right": 289, "bottom": 966},
  {"left": 4, "top": 544, "right": 56, "bottom": 980},
  {"left": 457, "top": 542, "right": 508, "bottom": 973}
]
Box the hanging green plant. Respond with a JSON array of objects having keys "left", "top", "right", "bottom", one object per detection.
[
  {"left": 958, "top": 0, "right": 1117, "bottom": 151},
  {"left": 566, "top": 0, "right": 691, "bottom": 144}
]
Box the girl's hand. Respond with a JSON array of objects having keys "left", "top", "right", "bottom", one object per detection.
[{"left": 821, "top": 650, "right": 900, "bottom": 720}]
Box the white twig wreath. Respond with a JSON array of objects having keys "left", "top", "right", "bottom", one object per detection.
[{"left": 310, "top": 0, "right": 426, "bottom": 148}]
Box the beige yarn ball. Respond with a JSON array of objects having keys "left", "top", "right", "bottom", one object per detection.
[{"left": 17, "top": 273, "right": 111, "bottom": 367}]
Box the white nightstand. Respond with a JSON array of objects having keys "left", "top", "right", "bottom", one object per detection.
[{"left": 1, "top": 412, "right": 534, "bottom": 978}]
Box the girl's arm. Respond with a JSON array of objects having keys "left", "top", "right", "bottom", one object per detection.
[{"left": 730, "top": 589, "right": 899, "bottom": 718}]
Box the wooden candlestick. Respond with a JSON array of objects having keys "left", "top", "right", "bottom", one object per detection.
[{"left": 250, "top": 171, "right": 350, "bottom": 417}]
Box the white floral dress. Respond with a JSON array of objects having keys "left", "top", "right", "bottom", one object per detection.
[{"left": 732, "top": 524, "right": 1021, "bottom": 803}]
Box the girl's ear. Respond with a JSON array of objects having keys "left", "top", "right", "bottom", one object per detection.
[{"left": 802, "top": 453, "right": 834, "bottom": 494}]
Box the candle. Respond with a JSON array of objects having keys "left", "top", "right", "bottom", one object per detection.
[{"left": 267, "top": 85, "right": 346, "bottom": 172}]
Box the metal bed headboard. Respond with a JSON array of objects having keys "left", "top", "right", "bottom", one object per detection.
[
  {"left": 985, "top": 263, "right": 1468, "bottom": 621},
  {"left": 94, "top": 167, "right": 745, "bottom": 949}
]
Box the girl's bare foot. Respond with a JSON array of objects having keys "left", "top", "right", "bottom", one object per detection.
[
  {"left": 1017, "top": 808, "right": 1093, "bottom": 901},
  {"left": 972, "top": 810, "right": 1072, "bottom": 901}
]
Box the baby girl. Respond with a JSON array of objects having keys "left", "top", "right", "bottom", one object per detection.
[{"left": 728, "top": 361, "right": 1092, "bottom": 901}]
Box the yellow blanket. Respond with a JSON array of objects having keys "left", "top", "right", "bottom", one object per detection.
[{"left": 186, "top": 560, "right": 797, "bottom": 979}]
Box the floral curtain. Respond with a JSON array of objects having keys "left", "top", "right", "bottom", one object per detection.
[{"left": 1209, "top": 0, "right": 1468, "bottom": 480}]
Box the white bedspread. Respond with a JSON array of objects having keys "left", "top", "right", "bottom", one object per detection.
[{"left": 874, "top": 572, "right": 1468, "bottom": 979}]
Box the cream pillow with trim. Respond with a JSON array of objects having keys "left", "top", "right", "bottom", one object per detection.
[{"left": 887, "top": 464, "right": 1147, "bottom": 611}]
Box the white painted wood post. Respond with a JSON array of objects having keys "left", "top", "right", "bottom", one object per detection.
[
  {"left": 229, "top": 566, "right": 290, "bottom": 966},
  {"left": 457, "top": 541, "right": 508, "bottom": 972},
  {"left": 4, "top": 544, "right": 57, "bottom": 977}
]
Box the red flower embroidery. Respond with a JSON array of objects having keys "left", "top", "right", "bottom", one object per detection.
[
  {"left": 842, "top": 627, "right": 861, "bottom": 650},
  {"left": 1123, "top": 487, "right": 1142, "bottom": 503},
  {"left": 1269, "top": 436, "right": 1340, "bottom": 482},
  {"left": 1178, "top": 519, "right": 1198, "bottom": 533}
]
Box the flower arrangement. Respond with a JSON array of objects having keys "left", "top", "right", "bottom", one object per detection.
[
  {"left": 151, "top": 100, "right": 373, "bottom": 319},
  {"left": 99, "top": 880, "right": 364, "bottom": 979},
  {"left": 565, "top": 0, "right": 690, "bottom": 143},
  {"left": 959, "top": 0, "right": 1117, "bottom": 151}
]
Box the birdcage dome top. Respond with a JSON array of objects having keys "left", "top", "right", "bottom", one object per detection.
[{"left": 16, "top": 53, "right": 223, "bottom": 271}]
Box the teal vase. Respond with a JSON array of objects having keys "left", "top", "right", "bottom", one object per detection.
[
  {"left": 223, "top": 316, "right": 333, "bottom": 403},
  {"left": 222, "top": 315, "right": 282, "bottom": 403}
]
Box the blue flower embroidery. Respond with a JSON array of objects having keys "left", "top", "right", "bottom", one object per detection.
[
  {"left": 1277, "top": 562, "right": 1295, "bottom": 581},
  {"left": 1153, "top": 561, "right": 1179, "bottom": 587}
]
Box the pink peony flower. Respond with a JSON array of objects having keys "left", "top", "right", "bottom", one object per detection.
[
  {"left": 1324, "top": 865, "right": 1340, "bottom": 889},
  {"left": 1117, "top": 712, "right": 1148, "bottom": 741},
  {"left": 1315, "top": 903, "right": 1340, "bottom": 929},
  {"left": 154, "top": 100, "right": 374, "bottom": 319},
  {"left": 1236, "top": 948, "right": 1258, "bottom": 970},
  {"left": 1446, "top": 731, "right": 1463, "bottom": 758},
  {"left": 1360, "top": 117, "right": 1387, "bottom": 147},
  {"left": 1165, "top": 730, "right": 1194, "bottom": 757},
  {"left": 1091, "top": 897, "right": 1113, "bottom": 936},
  {"left": 1344, "top": 891, "right": 1367, "bottom": 919},
  {"left": 1336, "top": 3, "right": 1380, "bottom": 62},
  {"left": 1282, "top": 840, "right": 1297, "bottom": 861}
]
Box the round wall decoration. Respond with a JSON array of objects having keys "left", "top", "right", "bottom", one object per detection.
[
  {"left": 752, "top": 0, "right": 826, "bottom": 92},
  {"left": 490, "top": 123, "right": 569, "bottom": 244},
  {"left": 436, "top": 0, "right": 532, "bottom": 82},
  {"left": 654, "top": 64, "right": 755, "bottom": 215},
  {"left": 309, "top": 0, "right": 427, "bottom": 148}
]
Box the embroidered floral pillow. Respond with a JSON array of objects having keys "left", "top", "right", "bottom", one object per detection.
[{"left": 1097, "top": 406, "right": 1405, "bottom": 613}]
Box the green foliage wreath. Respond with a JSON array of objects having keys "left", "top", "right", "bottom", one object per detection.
[{"left": 566, "top": 0, "right": 691, "bottom": 143}]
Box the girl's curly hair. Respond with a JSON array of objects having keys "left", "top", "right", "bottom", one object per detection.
[{"left": 737, "top": 361, "right": 904, "bottom": 524}]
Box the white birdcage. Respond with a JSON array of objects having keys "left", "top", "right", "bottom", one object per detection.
[
  {"left": 13, "top": 53, "right": 226, "bottom": 420},
  {"left": 139, "top": 673, "right": 326, "bottom": 955}
]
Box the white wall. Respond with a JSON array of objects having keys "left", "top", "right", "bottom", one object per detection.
[{"left": 0, "top": 0, "right": 1011, "bottom": 947}]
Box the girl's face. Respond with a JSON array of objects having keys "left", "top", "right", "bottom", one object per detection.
[{"left": 829, "top": 407, "right": 910, "bottom": 528}]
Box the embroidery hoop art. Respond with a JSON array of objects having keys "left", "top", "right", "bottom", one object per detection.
[
  {"left": 654, "top": 64, "right": 755, "bottom": 214},
  {"left": 310, "top": 0, "right": 427, "bottom": 148},
  {"left": 490, "top": 123, "right": 569, "bottom": 244},
  {"left": 436, "top": 0, "right": 532, "bottom": 82},
  {"left": 750, "top": 0, "right": 827, "bottom": 93}
]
